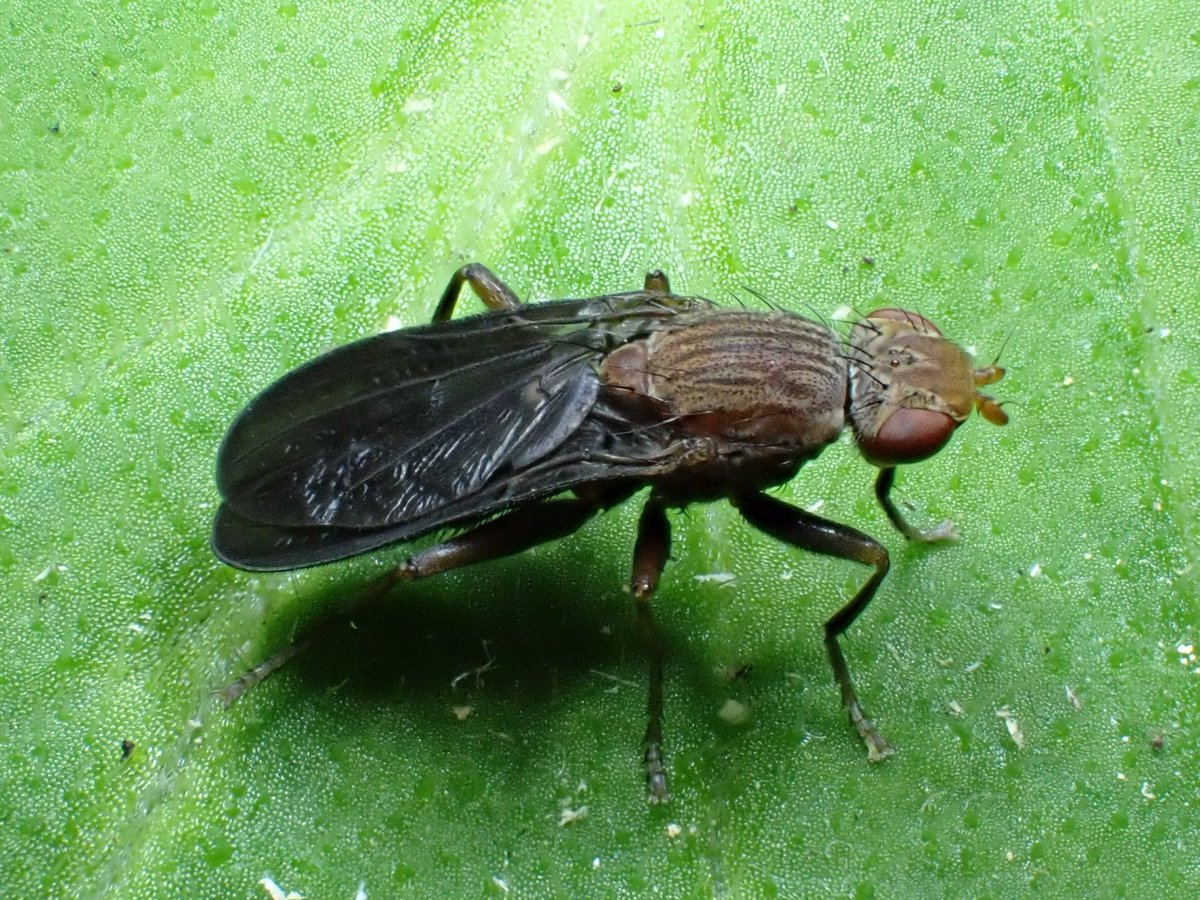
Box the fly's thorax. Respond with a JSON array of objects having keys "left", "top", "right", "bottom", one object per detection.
[
  {"left": 600, "top": 308, "right": 847, "bottom": 453},
  {"left": 847, "top": 309, "right": 985, "bottom": 466}
]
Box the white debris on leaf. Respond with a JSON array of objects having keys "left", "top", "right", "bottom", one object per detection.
[
  {"left": 717, "top": 698, "right": 750, "bottom": 726},
  {"left": 693, "top": 572, "right": 736, "bottom": 586},
  {"left": 259, "top": 877, "right": 303, "bottom": 900},
  {"left": 995, "top": 706, "right": 1025, "bottom": 749},
  {"left": 559, "top": 805, "right": 588, "bottom": 826},
  {"left": 33, "top": 562, "right": 67, "bottom": 582},
  {"left": 547, "top": 90, "right": 573, "bottom": 115}
]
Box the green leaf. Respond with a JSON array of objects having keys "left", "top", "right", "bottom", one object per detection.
[{"left": 3, "top": 1, "right": 1198, "bottom": 894}]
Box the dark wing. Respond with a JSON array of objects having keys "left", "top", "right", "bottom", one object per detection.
[{"left": 213, "top": 293, "right": 704, "bottom": 570}]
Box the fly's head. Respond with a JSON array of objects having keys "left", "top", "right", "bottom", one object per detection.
[{"left": 848, "top": 308, "right": 1008, "bottom": 466}]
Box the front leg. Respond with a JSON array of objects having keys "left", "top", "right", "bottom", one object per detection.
[
  {"left": 732, "top": 491, "right": 895, "bottom": 761},
  {"left": 875, "top": 466, "right": 958, "bottom": 543}
]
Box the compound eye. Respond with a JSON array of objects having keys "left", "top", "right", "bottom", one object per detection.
[{"left": 860, "top": 408, "right": 958, "bottom": 465}]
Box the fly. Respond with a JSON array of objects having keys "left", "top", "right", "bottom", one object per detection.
[{"left": 213, "top": 263, "right": 1009, "bottom": 802}]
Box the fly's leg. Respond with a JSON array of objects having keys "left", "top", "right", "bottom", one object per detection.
[
  {"left": 436, "top": 264, "right": 672, "bottom": 322},
  {"left": 630, "top": 496, "right": 672, "bottom": 803},
  {"left": 432, "top": 262, "right": 523, "bottom": 322},
  {"left": 643, "top": 270, "right": 671, "bottom": 294},
  {"left": 385, "top": 497, "right": 600, "bottom": 582},
  {"left": 733, "top": 491, "right": 895, "bottom": 761},
  {"left": 221, "top": 636, "right": 309, "bottom": 706},
  {"left": 221, "top": 498, "right": 601, "bottom": 705},
  {"left": 875, "top": 467, "right": 958, "bottom": 543}
]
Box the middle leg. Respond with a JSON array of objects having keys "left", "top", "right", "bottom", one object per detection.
[
  {"left": 732, "top": 490, "right": 895, "bottom": 761},
  {"left": 630, "top": 495, "right": 672, "bottom": 802}
]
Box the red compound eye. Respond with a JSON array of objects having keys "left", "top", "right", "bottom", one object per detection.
[{"left": 860, "top": 408, "right": 958, "bottom": 465}]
